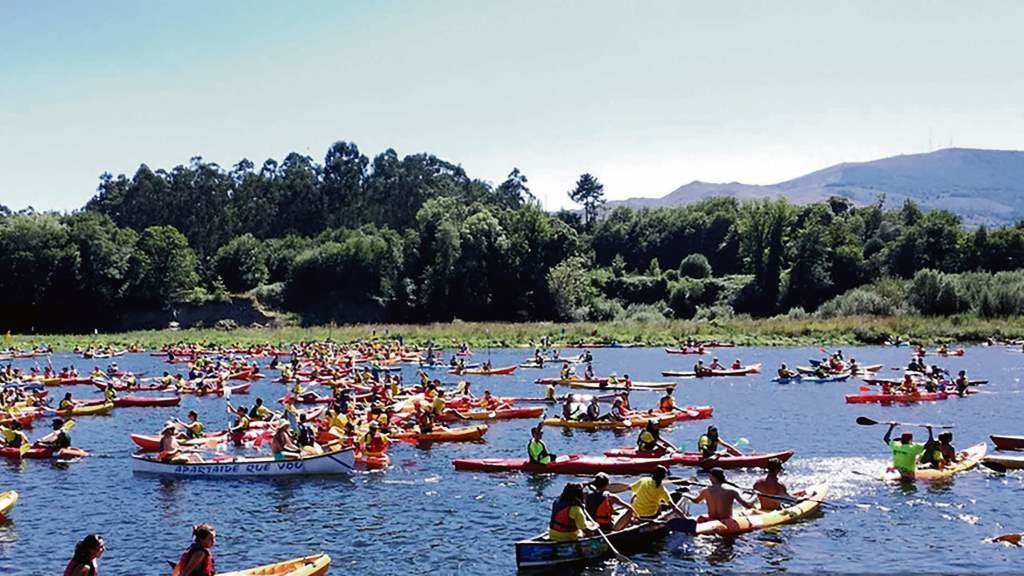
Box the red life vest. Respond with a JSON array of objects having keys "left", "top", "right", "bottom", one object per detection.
[
  {"left": 176, "top": 544, "right": 215, "bottom": 576},
  {"left": 659, "top": 397, "right": 674, "bottom": 411},
  {"left": 64, "top": 560, "right": 96, "bottom": 576},
  {"left": 586, "top": 491, "right": 614, "bottom": 528},
  {"left": 549, "top": 499, "right": 577, "bottom": 533}
]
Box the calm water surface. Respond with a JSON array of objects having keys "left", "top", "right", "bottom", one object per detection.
[{"left": 1, "top": 346, "right": 1023, "bottom": 574}]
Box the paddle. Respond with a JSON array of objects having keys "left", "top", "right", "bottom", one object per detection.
[
  {"left": 606, "top": 476, "right": 698, "bottom": 494},
  {"left": 578, "top": 507, "right": 636, "bottom": 566},
  {"left": 855, "top": 416, "right": 954, "bottom": 429}
]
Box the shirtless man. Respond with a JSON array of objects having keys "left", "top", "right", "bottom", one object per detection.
[
  {"left": 752, "top": 458, "right": 789, "bottom": 511},
  {"left": 691, "top": 468, "right": 756, "bottom": 522},
  {"left": 271, "top": 421, "right": 300, "bottom": 460}
]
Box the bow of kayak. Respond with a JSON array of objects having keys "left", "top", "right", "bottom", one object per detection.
[{"left": 216, "top": 553, "right": 331, "bottom": 576}]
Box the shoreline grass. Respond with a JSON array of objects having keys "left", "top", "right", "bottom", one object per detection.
[{"left": 5, "top": 314, "right": 1024, "bottom": 352}]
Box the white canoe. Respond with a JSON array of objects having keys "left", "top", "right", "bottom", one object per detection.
[{"left": 131, "top": 448, "right": 356, "bottom": 477}]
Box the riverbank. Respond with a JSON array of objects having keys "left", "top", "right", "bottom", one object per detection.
[{"left": 6, "top": 314, "right": 1024, "bottom": 351}]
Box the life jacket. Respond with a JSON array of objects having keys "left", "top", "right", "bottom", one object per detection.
[
  {"left": 64, "top": 559, "right": 96, "bottom": 576},
  {"left": 297, "top": 424, "right": 315, "bottom": 447},
  {"left": 549, "top": 499, "right": 577, "bottom": 533},
  {"left": 175, "top": 544, "right": 215, "bottom": 576},
  {"left": 186, "top": 422, "right": 204, "bottom": 439},
  {"left": 585, "top": 490, "right": 614, "bottom": 527},
  {"left": 659, "top": 396, "right": 674, "bottom": 411},
  {"left": 637, "top": 429, "right": 659, "bottom": 451}
]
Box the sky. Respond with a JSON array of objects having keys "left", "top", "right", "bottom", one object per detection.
[{"left": 2, "top": 1, "right": 1023, "bottom": 211}]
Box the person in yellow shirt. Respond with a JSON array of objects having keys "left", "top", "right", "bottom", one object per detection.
[
  {"left": 432, "top": 390, "right": 447, "bottom": 416},
  {"left": 630, "top": 465, "right": 689, "bottom": 519},
  {"left": 548, "top": 483, "right": 597, "bottom": 542}
]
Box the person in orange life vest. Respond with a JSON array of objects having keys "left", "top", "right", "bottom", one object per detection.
[
  {"left": 548, "top": 482, "right": 598, "bottom": 542},
  {"left": 585, "top": 473, "right": 637, "bottom": 532},
  {"left": 172, "top": 524, "right": 216, "bottom": 576}
]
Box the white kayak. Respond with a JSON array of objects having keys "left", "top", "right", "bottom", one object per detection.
[{"left": 131, "top": 447, "right": 356, "bottom": 477}]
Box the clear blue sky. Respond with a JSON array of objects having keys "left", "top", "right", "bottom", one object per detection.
[{"left": 2, "top": 1, "right": 1022, "bottom": 211}]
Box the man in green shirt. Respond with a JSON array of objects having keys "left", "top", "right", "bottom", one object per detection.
[
  {"left": 527, "top": 425, "right": 555, "bottom": 465},
  {"left": 883, "top": 423, "right": 929, "bottom": 475}
]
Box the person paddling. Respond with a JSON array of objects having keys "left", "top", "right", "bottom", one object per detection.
[
  {"left": 629, "top": 465, "right": 689, "bottom": 519},
  {"left": 777, "top": 363, "right": 797, "bottom": 379},
  {"left": 64, "top": 534, "right": 105, "bottom": 576},
  {"left": 586, "top": 473, "right": 637, "bottom": 532},
  {"left": 636, "top": 419, "right": 679, "bottom": 453},
  {"left": 35, "top": 418, "right": 72, "bottom": 451},
  {"left": 691, "top": 467, "right": 756, "bottom": 522},
  {"left": 698, "top": 425, "right": 742, "bottom": 459},
  {"left": 527, "top": 425, "right": 555, "bottom": 465},
  {"left": 658, "top": 387, "right": 677, "bottom": 413},
  {"left": 883, "top": 423, "right": 929, "bottom": 477},
  {"left": 752, "top": 458, "right": 790, "bottom": 511},
  {"left": 172, "top": 524, "right": 216, "bottom": 576}
]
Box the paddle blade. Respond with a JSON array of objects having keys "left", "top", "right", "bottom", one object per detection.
[
  {"left": 205, "top": 437, "right": 219, "bottom": 450},
  {"left": 994, "top": 533, "right": 1023, "bottom": 545},
  {"left": 19, "top": 442, "right": 31, "bottom": 456},
  {"left": 223, "top": 386, "right": 232, "bottom": 401},
  {"left": 982, "top": 460, "right": 1008, "bottom": 473},
  {"left": 856, "top": 416, "right": 880, "bottom": 426}
]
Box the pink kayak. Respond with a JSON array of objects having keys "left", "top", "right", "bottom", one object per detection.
[
  {"left": 113, "top": 396, "right": 181, "bottom": 408},
  {"left": 453, "top": 454, "right": 680, "bottom": 474},
  {"left": 601, "top": 449, "right": 795, "bottom": 469},
  {"left": 845, "top": 391, "right": 948, "bottom": 404}
]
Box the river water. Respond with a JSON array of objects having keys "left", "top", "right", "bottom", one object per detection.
[{"left": 1, "top": 345, "right": 1022, "bottom": 574}]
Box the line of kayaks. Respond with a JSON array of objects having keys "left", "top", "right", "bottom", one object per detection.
[
  {"left": 453, "top": 449, "right": 794, "bottom": 475},
  {"left": 661, "top": 364, "right": 762, "bottom": 378},
  {"left": 515, "top": 482, "right": 828, "bottom": 569}
]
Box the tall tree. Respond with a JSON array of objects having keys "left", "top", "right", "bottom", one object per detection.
[{"left": 569, "top": 173, "right": 605, "bottom": 228}]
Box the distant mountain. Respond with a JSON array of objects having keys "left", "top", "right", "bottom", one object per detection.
[{"left": 612, "top": 148, "right": 1024, "bottom": 226}]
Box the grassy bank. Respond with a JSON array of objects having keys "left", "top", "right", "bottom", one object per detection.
[{"left": 6, "top": 314, "right": 1024, "bottom": 352}]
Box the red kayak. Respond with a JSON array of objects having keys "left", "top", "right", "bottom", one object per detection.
[
  {"left": 601, "top": 449, "right": 795, "bottom": 469},
  {"left": 452, "top": 454, "right": 680, "bottom": 474},
  {"left": 130, "top": 432, "right": 228, "bottom": 452},
  {"left": 845, "top": 391, "right": 948, "bottom": 404},
  {"left": 448, "top": 365, "right": 517, "bottom": 376},
  {"left": 667, "top": 406, "right": 714, "bottom": 422},
  {"left": 662, "top": 364, "right": 762, "bottom": 378},
  {"left": 664, "top": 348, "right": 706, "bottom": 355},
  {"left": 113, "top": 396, "right": 181, "bottom": 408},
  {"left": 0, "top": 446, "right": 87, "bottom": 460},
  {"left": 991, "top": 435, "right": 1024, "bottom": 451}
]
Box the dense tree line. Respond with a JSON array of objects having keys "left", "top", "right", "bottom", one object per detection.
[{"left": 4, "top": 140, "right": 1024, "bottom": 332}]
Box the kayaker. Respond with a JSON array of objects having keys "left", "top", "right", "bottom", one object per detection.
[
  {"left": 227, "top": 406, "right": 250, "bottom": 445},
  {"left": 691, "top": 467, "right": 756, "bottom": 521},
  {"left": 898, "top": 374, "right": 918, "bottom": 395},
  {"left": 586, "top": 473, "right": 637, "bottom": 532},
  {"left": 777, "top": 363, "right": 797, "bottom": 379},
  {"left": 271, "top": 421, "right": 300, "bottom": 459},
  {"left": 584, "top": 396, "right": 604, "bottom": 421},
  {"left": 560, "top": 397, "right": 580, "bottom": 421},
  {"left": 954, "top": 370, "right": 970, "bottom": 396},
  {"left": 629, "top": 465, "right": 689, "bottom": 519},
  {"left": 636, "top": 420, "right": 678, "bottom": 453},
  {"left": 730, "top": 359, "right": 742, "bottom": 370},
  {"left": 35, "top": 418, "right": 72, "bottom": 451},
  {"left": 249, "top": 398, "right": 273, "bottom": 420},
  {"left": 527, "top": 425, "right": 555, "bottom": 465},
  {"left": 752, "top": 458, "right": 790, "bottom": 511},
  {"left": 883, "top": 424, "right": 929, "bottom": 476},
  {"left": 415, "top": 403, "right": 435, "bottom": 433},
  {"left": 179, "top": 409, "right": 204, "bottom": 436},
  {"left": 658, "top": 388, "right": 677, "bottom": 412},
  {"left": 693, "top": 360, "right": 710, "bottom": 377},
  {"left": 158, "top": 424, "right": 184, "bottom": 462},
  {"left": 64, "top": 533, "right": 105, "bottom": 576},
  {"left": 432, "top": 389, "right": 446, "bottom": 416},
  {"left": 584, "top": 363, "right": 595, "bottom": 380},
  {"left": 102, "top": 383, "right": 117, "bottom": 403},
  {"left": 935, "top": 431, "right": 959, "bottom": 465},
  {"left": 549, "top": 482, "right": 598, "bottom": 542},
  {"left": 544, "top": 384, "right": 556, "bottom": 401},
  {"left": 58, "top": 392, "right": 76, "bottom": 411},
  {"left": 0, "top": 421, "right": 29, "bottom": 449},
  {"left": 709, "top": 357, "right": 724, "bottom": 370},
  {"left": 560, "top": 364, "right": 572, "bottom": 380},
  {"left": 361, "top": 421, "right": 390, "bottom": 454},
  {"left": 172, "top": 524, "right": 216, "bottom": 576},
  {"left": 160, "top": 371, "right": 173, "bottom": 388},
  {"left": 608, "top": 396, "right": 629, "bottom": 421},
  {"left": 698, "top": 425, "right": 741, "bottom": 459}
]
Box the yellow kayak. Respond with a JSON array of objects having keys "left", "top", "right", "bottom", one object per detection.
[
  {"left": 0, "top": 490, "right": 18, "bottom": 518},
  {"left": 217, "top": 553, "right": 330, "bottom": 576},
  {"left": 542, "top": 413, "right": 676, "bottom": 430},
  {"left": 695, "top": 482, "right": 829, "bottom": 536},
  {"left": 884, "top": 443, "right": 987, "bottom": 482},
  {"left": 57, "top": 401, "right": 114, "bottom": 417}
]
